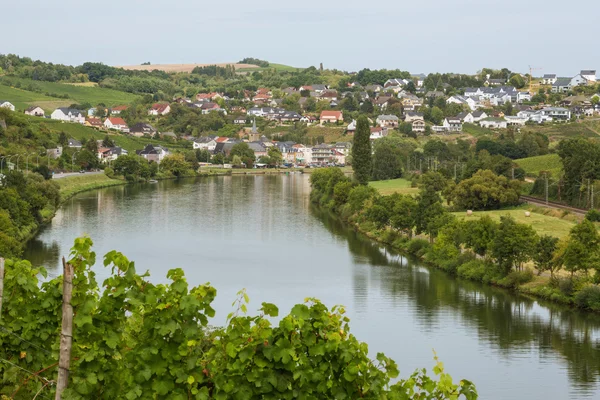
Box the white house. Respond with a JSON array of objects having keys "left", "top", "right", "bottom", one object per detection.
[
  {"left": 104, "top": 117, "right": 129, "bottom": 132},
  {"left": 411, "top": 119, "right": 425, "bottom": 134},
  {"left": 552, "top": 78, "right": 572, "bottom": 93},
  {"left": 464, "top": 87, "right": 483, "bottom": 97},
  {"left": 540, "top": 107, "right": 571, "bottom": 121},
  {"left": 376, "top": 114, "right": 399, "bottom": 128},
  {"left": 148, "top": 103, "right": 171, "bottom": 116},
  {"left": 193, "top": 137, "right": 217, "bottom": 151},
  {"left": 51, "top": 108, "right": 85, "bottom": 124},
  {"left": 580, "top": 70, "right": 597, "bottom": 83},
  {"left": 443, "top": 117, "right": 462, "bottom": 132},
  {"left": 24, "top": 106, "right": 44, "bottom": 117},
  {"left": 517, "top": 92, "right": 532, "bottom": 103},
  {"left": 0, "top": 101, "right": 15, "bottom": 111},
  {"left": 542, "top": 74, "right": 557, "bottom": 85},
  {"left": 479, "top": 118, "right": 507, "bottom": 129},
  {"left": 504, "top": 116, "right": 528, "bottom": 126},
  {"left": 447, "top": 95, "right": 478, "bottom": 110},
  {"left": 570, "top": 74, "right": 589, "bottom": 87}
]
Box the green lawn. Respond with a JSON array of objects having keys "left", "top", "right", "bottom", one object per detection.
[
  {"left": 369, "top": 178, "right": 419, "bottom": 196},
  {"left": 522, "top": 122, "right": 599, "bottom": 139},
  {"left": 0, "top": 85, "right": 71, "bottom": 111},
  {"left": 452, "top": 207, "right": 575, "bottom": 238},
  {"left": 515, "top": 153, "right": 562, "bottom": 177},
  {"left": 461, "top": 123, "right": 495, "bottom": 137},
  {"left": 55, "top": 173, "right": 126, "bottom": 200},
  {"left": 0, "top": 78, "right": 139, "bottom": 110}
]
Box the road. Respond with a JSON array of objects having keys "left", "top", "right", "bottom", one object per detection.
[{"left": 52, "top": 171, "right": 104, "bottom": 179}]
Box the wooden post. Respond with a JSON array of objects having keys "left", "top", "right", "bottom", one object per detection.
[
  {"left": 0, "top": 258, "right": 4, "bottom": 321},
  {"left": 55, "top": 258, "right": 74, "bottom": 400}
]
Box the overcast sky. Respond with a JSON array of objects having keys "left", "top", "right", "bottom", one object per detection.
[{"left": 3, "top": 0, "right": 599, "bottom": 76}]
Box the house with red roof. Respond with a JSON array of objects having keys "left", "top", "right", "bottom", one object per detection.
[
  {"left": 149, "top": 103, "right": 171, "bottom": 116},
  {"left": 196, "top": 92, "right": 222, "bottom": 102},
  {"left": 104, "top": 117, "right": 129, "bottom": 132},
  {"left": 110, "top": 105, "right": 128, "bottom": 115},
  {"left": 319, "top": 110, "right": 343, "bottom": 124}
]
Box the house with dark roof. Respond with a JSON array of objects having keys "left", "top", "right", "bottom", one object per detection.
[
  {"left": 551, "top": 78, "right": 572, "bottom": 93},
  {"left": 580, "top": 70, "right": 597, "bottom": 82},
  {"left": 542, "top": 74, "right": 557, "bottom": 85},
  {"left": 193, "top": 137, "right": 218, "bottom": 151},
  {"left": 24, "top": 106, "right": 44, "bottom": 117},
  {"left": 137, "top": 144, "right": 169, "bottom": 163},
  {"left": 129, "top": 122, "right": 156, "bottom": 137},
  {"left": 376, "top": 114, "right": 399, "bottom": 128},
  {"left": 443, "top": 117, "right": 462, "bottom": 132}
]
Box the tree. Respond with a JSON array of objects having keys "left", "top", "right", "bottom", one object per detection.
[
  {"left": 463, "top": 216, "right": 498, "bottom": 257},
  {"left": 267, "top": 146, "right": 283, "bottom": 167},
  {"left": 160, "top": 153, "right": 194, "bottom": 176},
  {"left": 102, "top": 134, "right": 115, "bottom": 148},
  {"left": 352, "top": 115, "right": 372, "bottom": 185},
  {"left": 430, "top": 107, "right": 444, "bottom": 125},
  {"left": 509, "top": 74, "right": 526, "bottom": 89},
  {"left": 450, "top": 170, "right": 521, "bottom": 210},
  {"left": 534, "top": 235, "right": 559, "bottom": 277},
  {"left": 390, "top": 195, "right": 417, "bottom": 237},
  {"left": 230, "top": 142, "right": 256, "bottom": 168},
  {"left": 371, "top": 139, "right": 402, "bottom": 181},
  {"left": 360, "top": 100, "right": 374, "bottom": 114},
  {"left": 491, "top": 216, "right": 537, "bottom": 274}
]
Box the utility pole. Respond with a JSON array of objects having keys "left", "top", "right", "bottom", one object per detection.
[
  {"left": 545, "top": 173, "right": 549, "bottom": 205},
  {"left": 592, "top": 180, "right": 595, "bottom": 209},
  {"left": 55, "top": 258, "right": 74, "bottom": 400},
  {"left": 0, "top": 258, "right": 4, "bottom": 321}
]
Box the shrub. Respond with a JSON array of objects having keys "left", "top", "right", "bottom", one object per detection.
[
  {"left": 585, "top": 209, "right": 600, "bottom": 222},
  {"left": 574, "top": 285, "right": 600, "bottom": 311},
  {"left": 498, "top": 269, "right": 534, "bottom": 288},
  {"left": 406, "top": 238, "right": 430, "bottom": 256},
  {"left": 104, "top": 167, "right": 115, "bottom": 178},
  {"left": 457, "top": 260, "right": 487, "bottom": 281}
]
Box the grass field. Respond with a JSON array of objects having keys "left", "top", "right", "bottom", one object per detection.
[
  {"left": 461, "top": 123, "right": 495, "bottom": 137},
  {"left": 236, "top": 63, "right": 299, "bottom": 73},
  {"left": 369, "top": 178, "right": 419, "bottom": 196},
  {"left": 0, "top": 85, "right": 71, "bottom": 111},
  {"left": 0, "top": 78, "right": 139, "bottom": 110},
  {"left": 55, "top": 173, "right": 126, "bottom": 200},
  {"left": 118, "top": 63, "right": 259, "bottom": 73},
  {"left": 522, "top": 121, "right": 599, "bottom": 139},
  {"left": 515, "top": 153, "right": 562, "bottom": 177},
  {"left": 452, "top": 206, "right": 576, "bottom": 238}
]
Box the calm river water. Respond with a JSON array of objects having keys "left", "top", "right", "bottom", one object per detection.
[{"left": 25, "top": 174, "right": 600, "bottom": 399}]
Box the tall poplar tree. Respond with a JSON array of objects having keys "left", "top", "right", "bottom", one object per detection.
[{"left": 352, "top": 115, "right": 372, "bottom": 185}]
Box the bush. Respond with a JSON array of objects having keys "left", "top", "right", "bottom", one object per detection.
[
  {"left": 104, "top": 167, "right": 115, "bottom": 178},
  {"left": 585, "top": 209, "right": 600, "bottom": 222},
  {"left": 498, "top": 269, "right": 534, "bottom": 288},
  {"left": 574, "top": 285, "right": 600, "bottom": 311},
  {"left": 406, "top": 238, "right": 430, "bottom": 256},
  {"left": 457, "top": 260, "right": 488, "bottom": 281}
]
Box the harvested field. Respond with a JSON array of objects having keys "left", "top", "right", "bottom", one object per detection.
[{"left": 117, "top": 63, "right": 259, "bottom": 73}]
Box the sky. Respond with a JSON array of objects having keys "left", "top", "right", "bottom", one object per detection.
[{"left": 3, "top": 0, "right": 599, "bottom": 76}]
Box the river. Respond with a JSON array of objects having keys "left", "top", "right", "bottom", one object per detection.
[{"left": 25, "top": 174, "right": 600, "bottom": 399}]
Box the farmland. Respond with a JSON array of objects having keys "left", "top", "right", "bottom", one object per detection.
[
  {"left": 118, "top": 63, "right": 259, "bottom": 73},
  {"left": 451, "top": 206, "right": 577, "bottom": 238},
  {"left": 515, "top": 153, "right": 562, "bottom": 177},
  {"left": 0, "top": 77, "right": 139, "bottom": 110}
]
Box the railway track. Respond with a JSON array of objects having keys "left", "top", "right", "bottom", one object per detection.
[{"left": 519, "top": 195, "right": 588, "bottom": 215}]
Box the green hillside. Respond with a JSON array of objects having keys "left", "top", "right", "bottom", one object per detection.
[
  {"left": 28, "top": 118, "right": 187, "bottom": 153},
  {"left": 515, "top": 153, "right": 562, "bottom": 177},
  {"left": 0, "top": 78, "right": 139, "bottom": 111},
  {"left": 237, "top": 63, "right": 299, "bottom": 73},
  {"left": 0, "top": 85, "right": 71, "bottom": 111}
]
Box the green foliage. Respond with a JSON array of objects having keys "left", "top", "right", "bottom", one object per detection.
[
  {"left": 239, "top": 57, "right": 270, "bottom": 68},
  {"left": 534, "top": 235, "right": 559, "bottom": 276},
  {"left": 112, "top": 154, "right": 154, "bottom": 181},
  {"left": 450, "top": 170, "right": 520, "bottom": 210},
  {"left": 0, "top": 238, "right": 477, "bottom": 399},
  {"left": 585, "top": 209, "right": 600, "bottom": 222},
  {"left": 491, "top": 216, "right": 538, "bottom": 274},
  {"left": 347, "top": 185, "right": 377, "bottom": 213},
  {"left": 160, "top": 153, "right": 195, "bottom": 177},
  {"left": 574, "top": 285, "right": 600, "bottom": 311},
  {"left": 229, "top": 142, "right": 256, "bottom": 168},
  {"left": 352, "top": 115, "right": 372, "bottom": 185},
  {"left": 371, "top": 137, "right": 403, "bottom": 181}
]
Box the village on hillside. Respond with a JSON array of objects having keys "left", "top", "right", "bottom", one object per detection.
[{"left": 1, "top": 67, "right": 598, "bottom": 168}]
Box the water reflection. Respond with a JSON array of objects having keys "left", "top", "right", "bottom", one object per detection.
[{"left": 312, "top": 206, "right": 600, "bottom": 390}]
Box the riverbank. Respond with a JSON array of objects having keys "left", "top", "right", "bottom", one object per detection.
[{"left": 309, "top": 168, "right": 600, "bottom": 313}]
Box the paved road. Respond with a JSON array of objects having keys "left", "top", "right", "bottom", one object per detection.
[{"left": 52, "top": 171, "right": 104, "bottom": 179}]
